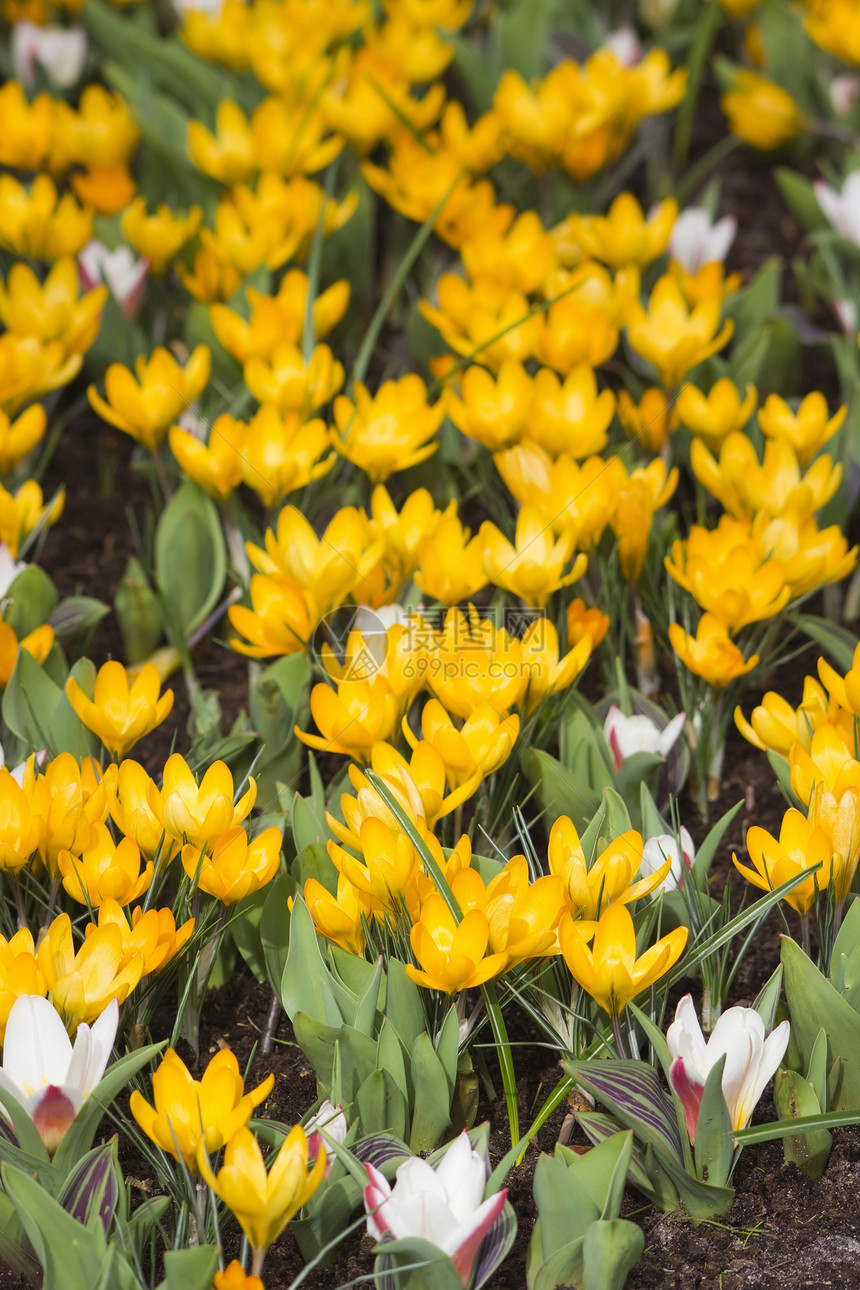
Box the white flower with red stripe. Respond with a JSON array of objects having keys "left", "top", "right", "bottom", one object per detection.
[
  {"left": 364, "top": 1130, "right": 507, "bottom": 1287},
  {"left": 667, "top": 994, "right": 790, "bottom": 1142},
  {"left": 603, "top": 705, "right": 685, "bottom": 772},
  {"left": 0, "top": 995, "right": 118, "bottom": 1154}
]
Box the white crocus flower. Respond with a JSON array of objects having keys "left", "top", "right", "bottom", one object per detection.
[
  {"left": 0, "top": 545, "right": 26, "bottom": 599},
  {"left": 305, "top": 1099, "right": 347, "bottom": 1176},
  {"left": 667, "top": 994, "right": 790, "bottom": 1142},
  {"left": 834, "top": 299, "right": 858, "bottom": 336},
  {"left": 604, "top": 24, "right": 641, "bottom": 67},
  {"left": 640, "top": 827, "right": 696, "bottom": 892},
  {"left": 814, "top": 171, "right": 860, "bottom": 247},
  {"left": 364, "top": 1131, "right": 507, "bottom": 1286},
  {"left": 603, "top": 705, "right": 686, "bottom": 771},
  {"left": 78, "top": 241, "right": 148, "bottom": 320},
  {"left": 0, "top": 996, "right": 118, "bottom": 1154},
  {"left": 830, "top": 76, "right": 860, "bottom": 117},
  {"left": 11, "top": 21, "right": 87, "bottom": 89},
  {"left": 669, "top": 208, "right": 737, "bottom": 273}
]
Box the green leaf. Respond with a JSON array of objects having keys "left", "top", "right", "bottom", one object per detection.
[
  {"left": 523, "top": 747, "right": 600, "bottom": 834},
  {"left": 377, "top": 1017, "right": 410, "bottom": 1105},
  {"left": 772, "top": 1068, "right": 833, "bottom": 1177},
  {"left": 579, "top": 789, "right": 633, "bottom": 862},
  {"left": 159, "top": 1246, "right": 220, "bottom": 1290},
  {"left": 356, "top": 1068, "right": 409, "bottom": 1141},
  {"left": 563, "top": 1059, "right": 683, "bottom": 1164},
  {"left": 409, "top": 1032, "right": 451, "bottom": 1152},
  {"left": 581, "top": 1218, "right": 645, "bottom": 1290},
  {"left": 782, "top": 936, "right": 860, "bottom": 1109},
  {"left": 279, "top": 896, "right": 345, "bottom": 1026},
  {"left": 691, "top": 799, "right": 744, "bottom": 884},
  {"left": 775, "top": 168, "right": 830, "bottom": 233},
  {"left": 492, "top": 0, "right": 547, "bottom": 79},
  {"left": 154, "top": 480, "right": 227, "bottom": 641},
  {"left": 292, "top": 794, "right": 327, "bottom": 854},
  {"left": 693, "top": 1055, "right": 733, "bottom": 1189},
  {"left": 374, "top": 1236, "right": 465, "bottom": 1290},
  {"left": 385, "top": 959, "right": 427, "bottom": 1056},
  {"left": 4, "top": 564, "right": 58, "bottom": 636},
  {"left": 1, "top": 1162, "right": 107, "bottom": 1288},
  {"left": 2, "top": 650, "right": 95, "bottom": 758},
  {"left": 753, "top": 965, "right": 784, "bottom": 1033},
  {"left": 791, "top": 613, "right": 857, "bottom": 671}
]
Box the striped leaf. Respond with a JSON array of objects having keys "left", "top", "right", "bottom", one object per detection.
[
  {"left": 58, "top": 1141, "right": 119, "bottom": 1234},
  {"left": 353, "top": 1132, "right": 411, "bottom": 1174},
  {"left": 575, "top": 1112, "right": 655, "bottom": 1200},
  {"left": 474, "top": 1199, "right": 518, "bottom": 1289},
  {"left": 563, "top": 1059, "right": 683, "bottom": 1162}
]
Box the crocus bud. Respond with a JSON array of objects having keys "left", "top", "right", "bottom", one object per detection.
[
  {"left": 670, "top": 208, "right": 736, "bottom": 273},
  {"left": 603, "top": 705, "right": 686, "bottom": 771},
  {"left": 640, "top": 828, "right": 696, "bottom": 892},
  {"left": 79, "top": 241, "right": 148, "bottom": 320},
  {"left": 12, "top": 21, "right": 87, "bottom": 89}
]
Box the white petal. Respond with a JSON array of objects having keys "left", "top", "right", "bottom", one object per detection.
[
  {"left": 705, "top": 216, "right": 736, "bottom": 264},
  {"left": 658, "top": 711, "right": 686, "bottom": 758},
  {"left": 641, "top": 835, "right": 682, "bottom": 890},
  {"left": 68, "top": 998, "right": 117, "bottom": 1098},
  {"left": 666, "top": 994, "right": 707, "bottom": 1071},
  {"left": 2, "top": 996, "right": 72, "bottom": 1093}
]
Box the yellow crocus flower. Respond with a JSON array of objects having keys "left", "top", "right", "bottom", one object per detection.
[
  {"left": 734, "top": 675, "right": 828, "bottom": 756},
  {"left": 675, "top": 378, "right": 757, "bottom": 450},
  {"left": 121, "top": 199, "right": 203, "bottom": 276},
  {"left": 228, "top": 573, "right": 314, "bottom": 659},
  {"left": 0, "top": 334, "right": 81, "bottom": 416},
  {"left": 181, "top": 825, "right": 282, "bottom": 905},
  {"left": 0, "top": 928, "right": 46, "bottom": 1044},
  {"left": 611, "top": 461, "right": 678, "bottom": 584},
  {"left": 211, "top": 271, "right": 349, "bottom": 363},
  {"left": 238, "top": 406, "right": 334, "bottom": 509},
  {"left": 414, "top": 513, "right": 489, "bottom": 605},
  {"left": 69, "top": 165, "right": 136, "bottom": 216},
  {"left": 0, "top": 258, "right": 106, "bottom": 357},
  {"left": 25, "top": 752, "right": 114, "bottom": 877},
  {"left": 757, "top": 391, "right": 846, "bottom": 466},
  {"left": 617, "top": 386, "right": 671, "bottom": 455},
  {"left": 407, "top": 895, "right": 508, "bottom": 993},
  {"left": 481, "top": 505, "right": 586, "bottom": 609},
  {"left": 0, "top": 478, "right": 63, "bottom": 552},
  {"left": 0, "top": 403, "right": 46, "bottom": 473},
  {"left": 721, "top": 70, "right": 808, "bottom": 150},
  {"left": 751, "top": 512, "right": 857, "bottom": 598},
  {"left": 296, "top": 676, "right": 400, "bottom": 761},
  {"left": 568, "top": 194, "right": 678, "bottom": 269},
  {"left": 446, "top": 359, "right": 532, "bottom": 451},
  {"left": 37, "top": 911, "right": 144, "bottom": 1034},
  {"left": 49, "top": 84, "right": 139, "bottom": 173},
  {"left": 566, "top": 598, "right": 610, "bottom": 649},
  {"left": 58, "top": 820, "right": 153, "bottom": 907},
  {"left": 0, "top": 620, "right": 54, "bottom": 688},
  {"left": 130, "top": 1048, "right": 273, "bottom": 1168},
  {"left": 248, "top": 503, "right": 382, "bottom": 619},
  {"left": 537, "top": 263, "right": 634, "bottom": 373},
  {"left": 333, "top": 375, "right": 444, "bottom": 482},
  {"left": 155, "top": 755, "right": 256, "bottom": 852},
  {"left": 87, "top": 345, "right": 211, "bottom": 454},
  {"left": 65, "top": 660, "right": 174, "bottom": 761},
  {"left": 423, "top": 606, "right": 528, "bottom": 717},
  {"left": 519, "top": 618, "right": 592, "bottom": 717},
  {"left": 494, "top": 442, "right": 625, "bottom": 549},
  {"left": 735, "top": 810, "right": 834, "bottom": 915},
  {"left": 0, "top": 82, "right": 54, "bottom": 171},
  {"left": 454, "top": 858, "right": 564, "bottom": 966},
  {"left": 462, "top": 210, "right": 557, "bottom": 296},
  {"left": 245, "top": 342, "right": 344, "bottom": 416},
  {"left": 304, "top": 874, "right": 371, "bottom": 956},
  {"left": 405, "top": 698, "right": 519, "bottom": 789},
  {"left": 187, "top": 99, "right": 255, "bottom": 183},
  {"left": 420, "top": 276, "right": 541, "bottom": 370},
  {"left": 0, "top": 768, "right": 42, "bottom": 873},
  {"left": 819, "top": 642, "right": 860, "bottom": 716},
  {"left": 665, "top": 516, "right": 791, "bottom": 632},
  {"left": 86, "top": 899, "right": 194, "bottom": 976},
  {"left": 789, "top": 722, "right": 860, "bottom": 808},
  {"left": 626, "top": 274, "right": 733, "bottom": 389},
  {"left": 526, "top": 364, "right": 615, "bottom": 458},
  {"left": 560, "top": 901, "right": 688, "bottom": 1018},
  {"left": 197, "top": 1125, "right": 325, "bottom": 1274},
  {"left": 549, "top": 816, "right": 671, "bottom": 921},
  {"left": 178, "top": 247, "right": 243, "bottom": 305},
  {"left": 0, "top": 174, "right": 92, "bottom": 261},
  {"left": 692, "top": 433, "right": 842, "bottom": 520},
  {"left": 669, "top": 614, "right": 760, "bottom": 688},
  {"left": 366, "top": 485, "right": 452, "bottom": 588},
  {"left": 168, "top": 414, "right": 245, "bottom": 502},
  {"left": 108, "top": 759, "right": 175, "bottom": 864}
]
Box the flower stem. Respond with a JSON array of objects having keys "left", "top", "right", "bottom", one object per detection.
[{"left": 610, "top": 1009, "right": 629, "bottom": 1060}]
